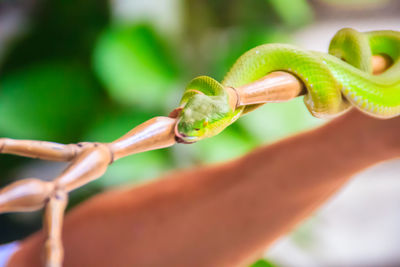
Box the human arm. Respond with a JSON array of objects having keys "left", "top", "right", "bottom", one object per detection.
[{"left": 8, "top": 109, "right": 400, "bottom": 267}]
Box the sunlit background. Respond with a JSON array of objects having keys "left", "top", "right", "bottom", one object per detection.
[{"left": 0, "top": 0, "right": 399, "bottom": 266}]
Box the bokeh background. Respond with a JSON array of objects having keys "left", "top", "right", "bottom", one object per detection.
[{"left": 0, "top": 0, "right": 399, "bottom": 266}]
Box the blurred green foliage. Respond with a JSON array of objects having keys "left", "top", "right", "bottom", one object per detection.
[
  {"left": 0, "top": 63, "right": 101, "bottom": 141},
  {"left": 250, "top": 258, "right": 278, "bottom": 267},
  {"left": 0, "top": 1, "right": 322, "bottom": 257},
  {"left": 268, "top": 0, "right": 313, "bottom": 27},
  {"left": 93, "top": 24, "right": 179, "bottom": 109}
]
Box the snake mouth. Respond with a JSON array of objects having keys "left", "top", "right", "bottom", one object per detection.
[{"left": 174, "top": 119, "right": 197, "bottom": 144}]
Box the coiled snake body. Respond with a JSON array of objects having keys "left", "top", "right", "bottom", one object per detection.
[{"left": 176, "top": 28, "right": 400, "bottom": 143}]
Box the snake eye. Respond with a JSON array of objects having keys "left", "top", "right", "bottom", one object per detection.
[{"left": 194, "top": 128, "right": 200, "bottom": 131}]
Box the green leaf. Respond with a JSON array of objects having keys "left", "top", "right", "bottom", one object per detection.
[{"left": 93, "top": 24, "right": 179, "bottom": 109}]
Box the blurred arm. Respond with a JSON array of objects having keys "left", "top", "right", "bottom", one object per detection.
[{"left": 8, "top": 109, "right": 400, "bottom": 267}]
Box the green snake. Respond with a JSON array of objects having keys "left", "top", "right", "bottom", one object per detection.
[{"left": 175, "top": 28, "right": 400, "bottom": 143}]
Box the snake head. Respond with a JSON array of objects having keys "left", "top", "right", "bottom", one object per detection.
[
  {"left": 175, "top": 94, "right": 230, "bottom": 143},
  {"left": 175, "top": 76, "right": 235, "bottom": 144}
]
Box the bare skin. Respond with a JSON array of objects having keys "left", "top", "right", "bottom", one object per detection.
[{"left": 0, "top": 55, "right": 392, "bottom": 266}]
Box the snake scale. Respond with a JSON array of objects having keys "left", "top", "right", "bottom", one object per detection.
[{"left": 175, "top": 28, "right": 400, "bottom": 143}]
